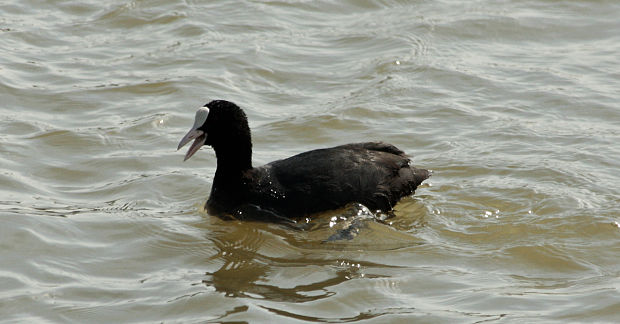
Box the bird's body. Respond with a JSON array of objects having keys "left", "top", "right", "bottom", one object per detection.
[{"left": 178, "top": 100, "right": 429, "bottom": 220}]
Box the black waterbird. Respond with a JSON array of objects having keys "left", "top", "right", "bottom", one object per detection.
[{"left": 178, "top": 100, "right": 430, "bottom": 220}]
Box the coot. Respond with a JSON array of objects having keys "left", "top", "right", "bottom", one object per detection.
[{"left": 178, "top": 100, "right": 430, "bottom": 219}]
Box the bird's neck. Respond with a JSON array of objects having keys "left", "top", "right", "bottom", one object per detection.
[
  {"left": 209, "top": 143, "right": 253, "bottom": 214},
  {"left": 212, "top": 142, "right": 253, "bottom": 176}
]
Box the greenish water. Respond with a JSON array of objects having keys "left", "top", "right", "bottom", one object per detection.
[{"left": 1, "top": 0, "right": 619, "bottom": 322}]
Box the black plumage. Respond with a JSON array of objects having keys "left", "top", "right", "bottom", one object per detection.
[{"left": 178, "top": 100, "right": 430, "bottom": 220}]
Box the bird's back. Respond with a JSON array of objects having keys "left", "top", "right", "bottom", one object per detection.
[{"left": 246, "top": 142, "right": 430, "bottom": 217}]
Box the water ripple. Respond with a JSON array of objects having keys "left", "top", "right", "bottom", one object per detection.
[{"left": 2, "top": 0, "right": 620, "bottom": 322}]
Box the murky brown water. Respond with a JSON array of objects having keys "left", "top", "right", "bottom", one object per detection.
[{"left": 1, "top": 0, "right": 619, "bottom": 322}]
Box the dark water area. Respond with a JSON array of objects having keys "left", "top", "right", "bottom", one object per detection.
[{"left": 1, "top": 0, "right": 619, "bottom": 322}]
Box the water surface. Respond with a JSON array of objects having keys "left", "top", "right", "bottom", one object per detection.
[{"left": 1, "top": 0, "right": 619, "bottom": 322}]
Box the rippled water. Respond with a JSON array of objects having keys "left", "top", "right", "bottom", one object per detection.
[{"left": 2, "top": 0, "right": 619, "bottom": 322}]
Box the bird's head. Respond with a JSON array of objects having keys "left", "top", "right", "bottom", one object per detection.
[{"left": 177, "top": 100, "right": 251, "bottom": 162}]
